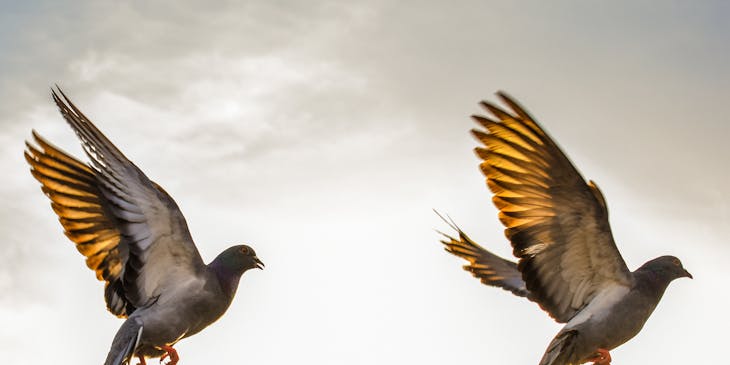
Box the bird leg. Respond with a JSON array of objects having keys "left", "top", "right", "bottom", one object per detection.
[
  {"left": 137, "top": 355, "right": 147, "bottom": 365},
  {"left": 158, "top": 345, "right": 179, "bottom": 365},
  {"left": 585, "top": 348, "right": 612, "bottom": 365}
]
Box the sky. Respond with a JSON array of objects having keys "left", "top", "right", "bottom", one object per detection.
[{"left": 1, "top": 1, "right": 729, "bottom": 364}]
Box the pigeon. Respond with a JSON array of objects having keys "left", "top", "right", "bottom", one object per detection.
[
  {"left": 25, "top": 88, "right": 264, "bottom": 365},
  {"left": 438, "top": 92, "right": 691, "bottom": 365}
]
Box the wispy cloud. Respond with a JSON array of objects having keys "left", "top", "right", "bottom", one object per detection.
[{"left": 1, "top": 1, "right": 728, "bottom": 364}]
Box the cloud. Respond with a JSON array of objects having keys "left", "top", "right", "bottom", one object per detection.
[{"left": 1, "top": 1, "right": 729, "bottom": 364}]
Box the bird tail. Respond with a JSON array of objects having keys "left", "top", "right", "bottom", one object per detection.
[
  {"left": 104, "top": 318, "right": 143, "bottom": 365},
  {"left": 539, "top": 330, "right": 579, "bottom": 365}
]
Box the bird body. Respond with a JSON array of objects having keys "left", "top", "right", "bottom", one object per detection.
[
  {"left": 25, "top": 89, "right": 263, "bottom": 365},
  {"left": 124, "top": 269, "right": 227, "bottom": 358},
  {"left": 540, "top": 257, "right": 684, "bottom": 364},
  {"left": 439, "top": 92, "right": 691, "bottom": 364}
]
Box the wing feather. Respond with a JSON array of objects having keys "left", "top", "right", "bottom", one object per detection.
[
  {"left": 25, "top": 131, "right": 133, "bottom": 316},
  {"left": 437, "top": 213, "right": 529, "bottom": 298},
  {"left": 50, "top": 89, "right": 206, "bottom": 307},
  {"left": 26, "top": 88, "right": 206, "bottom": 317},
  {"left": 471, "top": 92, "right": 632, "bottom": 323}
]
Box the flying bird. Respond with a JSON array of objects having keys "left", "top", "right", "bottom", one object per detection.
[
  {"left": 25, "top": 88, "right": 264, "bottom": 365},
  {"left": 438, "top": 92, "right": 691, "bottom": 365}
]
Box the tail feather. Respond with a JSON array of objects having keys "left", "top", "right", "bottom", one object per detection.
[
  {"left": 104, "top": 318, "right": 143, "bottom": 365},
  {"left": 539, "top": 330, "right": 578, "bottom": 365}
]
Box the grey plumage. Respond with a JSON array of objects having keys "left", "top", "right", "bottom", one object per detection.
[
  {"left": 440, "top": 92, "right": 691, "bottom": 365},
  {"left": 106, "top": 318, "right": 144, "bottom": 365},
  {"left": 538, "top": 256, "right": 690, "bottom": 365},
  {"left": 25, "top": 88, "right": 264, "bottom": 365}
]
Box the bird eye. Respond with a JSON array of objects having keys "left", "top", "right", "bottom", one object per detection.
[
  {"left": 241, "top": 246, "right": 249, "bottom": 255},
  {"left": 672, "top": 258, "right": 680, "bottom": 266}
]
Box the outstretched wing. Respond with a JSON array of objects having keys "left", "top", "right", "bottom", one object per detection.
[
  {"left": 26, "top": 88, "right": 205, "bottom": 315},
  {"left": 437, "top": 213, "right": 529, "bottom": 298},
  {"left": 471, "top": 92, "right": 632, "bottom": 323},
  {"left": 25, "top": 132, "right": 133, "bottom": 317}
]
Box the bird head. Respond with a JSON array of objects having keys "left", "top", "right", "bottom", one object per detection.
[
  {"left": 216, "top": 244, "right": 265, "bottom": 274},
  {"left": 643, "top": 255, "right": 692, "bottom": 280}
]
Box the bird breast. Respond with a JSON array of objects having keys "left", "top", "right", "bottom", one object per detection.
[
  {"left": 135, "top": 275, "right": 228, "bottom": 346},
  {"left": 565, "top": 284, "right": 630, "bottom": 330}
]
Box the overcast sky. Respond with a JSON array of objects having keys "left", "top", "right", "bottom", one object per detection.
[{"left": 1, "top": 1, "right": 728, "bottom": 364}]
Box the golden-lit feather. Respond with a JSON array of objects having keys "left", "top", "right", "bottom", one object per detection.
[
  {"left": 437, "top": 212, "right": 530, "bottom": 298},
  {"left": 28, "top": 88, "right": 206, "bottom": 321},
  {"left": 471, "top": 92, "right": 632, "bottom": 323},
  {"left": 25, "top": 131, "right": 130, "bottom": 317}
]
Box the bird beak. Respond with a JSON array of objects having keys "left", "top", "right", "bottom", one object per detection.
[
  {"left": 683, "top": 269, "right": 692, "bottom": 279},
  {"left": 254, "top": 257, "right": 265, "bottom": 270}
]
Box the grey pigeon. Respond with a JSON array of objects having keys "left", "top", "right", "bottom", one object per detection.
[
  {"left": 438, "top": 92, "right": 691, "bottom": 365},
  {"left": 25, "top": 89, "right": 264, "bottom": 365}
]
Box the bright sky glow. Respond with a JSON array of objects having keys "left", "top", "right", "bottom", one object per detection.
[{"left": 1, "top": 1, "right": 728, "bottom": 364}]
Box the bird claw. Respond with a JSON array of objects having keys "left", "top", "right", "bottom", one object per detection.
[
  {"left": 159, "top": 355, "right": 173, "bottom": 365},
  {"left": 158, "top": 345, "right": 179, "bottom": 365},
  {"left": 587, "top": 348, "right": 612, "bottom": 365}
]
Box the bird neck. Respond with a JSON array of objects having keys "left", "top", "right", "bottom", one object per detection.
[
  {"left": 633, "top": 267, "right": 673, "bottom": 301},
  {"left": 209, "top": 260, "right": 245, "bottom": 299}
]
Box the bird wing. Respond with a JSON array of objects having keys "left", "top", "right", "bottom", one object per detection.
[
  {"left": 437, "top": 213, "right": 529, "bottom": 298},
  {"left": 25, "top": 131, "right": 134, "bottom": 317},
  {"left": 26, "top": 88, "right": 205, "bottom": 314},
  {"left": 471, "top": 92, "right": 632, "bottom": 323}
]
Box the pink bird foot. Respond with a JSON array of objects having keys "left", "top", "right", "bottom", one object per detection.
[
  {"left": 586, "top": 348, "right": 612, "bottom": 365},
  {"left": 159, "top": 345, "right": 179, "bottom": 365}
]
